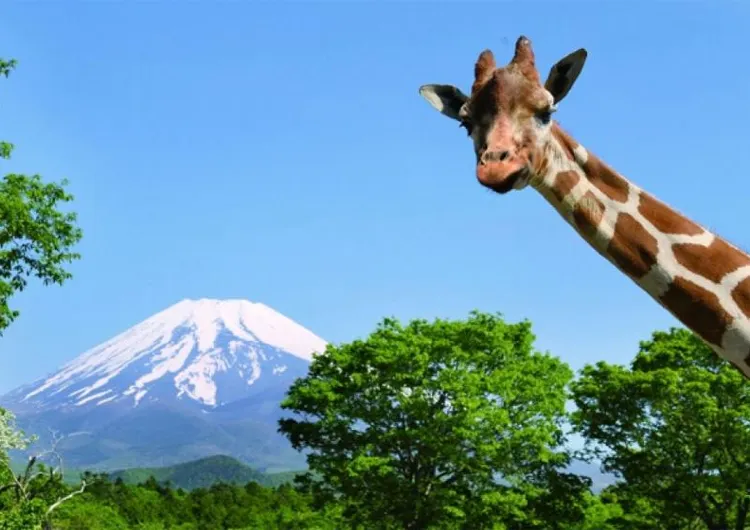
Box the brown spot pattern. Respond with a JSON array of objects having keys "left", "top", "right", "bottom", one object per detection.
[
  {"left": 731, "top": 277, "right": 750, "bottom": 319},
  {"left": 638, "top": 192, "right": 703, "bottom": 235},
  {"left": 573, "top": 192, "right": 604, "bottom": 238},
  {"left": 660, "top": 277, "right": 731, "bottom": 347},
  {"left": 585, "top": 158, "right": 629, "bottom": 203},
  {"left": 551, "top": 171, "right": 580, "bottom": 202},
  {"left": 607, "top": 214, "right": 658, "bottom": 279},
  {"left": 674, "top": 238, "right": 750, "bottom": 284}
]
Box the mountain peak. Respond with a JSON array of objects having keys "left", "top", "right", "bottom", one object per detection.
[
  {"left": 149, "top": 298, "right": 326, "bottom": 360},
  {"left": 3, "top": 298, "right": 326, "bottom": 410}
]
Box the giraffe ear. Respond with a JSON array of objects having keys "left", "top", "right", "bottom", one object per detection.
[
  {"left": 544, "top": 48, "right": 587, "bottom": 104},
  {"left": 418, "top": 84, "right": 469, "bottom": 121}
]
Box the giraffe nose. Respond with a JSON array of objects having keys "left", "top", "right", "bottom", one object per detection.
[{"left": 481, "top": 150, "right": 511, "bottom": 164}]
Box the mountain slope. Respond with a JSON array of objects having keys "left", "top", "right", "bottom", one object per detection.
[
  {"left": 106, "top": 455, "right": 301, "bottom": 490},
  {"left": 3, "top": 298, "right": 326, "bottom": 412},
  {"left": 0, "top": 298, "right": 324, "bottom": 472}
]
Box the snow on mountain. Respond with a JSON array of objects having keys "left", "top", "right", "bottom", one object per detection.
[{"left": 3, "top": 298, "right": 327, "bottom": 410}]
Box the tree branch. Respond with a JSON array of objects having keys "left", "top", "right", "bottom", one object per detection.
[
  {"left": 46, "top": 480, "right": 86, "bottom": 515},
  {"left": 1, "top": 457, "right": 26, "bottom": 501}
]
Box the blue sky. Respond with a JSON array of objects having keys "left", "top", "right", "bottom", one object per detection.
[{"left": 1, "top": 2, "right": 748, "bottom": 393}]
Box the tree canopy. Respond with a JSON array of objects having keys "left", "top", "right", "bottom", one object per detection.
[
  {"left": 279, "top": 311, "right": 586, "bottom": 529},
  {"left": 571, "top": 328, "right": 750, "bottom": 530},
  {"left": 0, "top": 57, "right": 83, "bottom": 334}
]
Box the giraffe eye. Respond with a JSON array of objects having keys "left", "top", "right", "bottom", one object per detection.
[
  {"left": 536, "top": 106, "right": 556, "bottom": 125},
  {"left": 459, "top": 120, "right": 474, "bottom": 136},
  {"left": 457, "top": 104, "right": 474, "bottom": 136}
]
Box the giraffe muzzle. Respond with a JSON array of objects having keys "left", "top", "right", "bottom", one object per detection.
[
  {"left": 482, "top": 150, "right": 512, "bottom": 163},
  {"left": 476, "top": 150, "right": 528, "bottom": 194}
]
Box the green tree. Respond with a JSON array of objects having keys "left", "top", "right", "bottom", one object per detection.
[
  {"left": 554, "top": 490, "right": 624, "bottom": 530},
  {"left": 0, "top": 497, "right": 46, "bottom": 530},
  {"left": 0, "top": 408, "right": 31, "bottom": 455},
  {"left": 591, "top": 484, "right": 676, "bottom": 530},
  {"left": 49, "top": 498, "right": 129, "bottom": 530},
  {"left": 0, "top": 57, "right": 83, "bottom": 333},
  {"left": 279, "top": 311, "right": 580, "bottom": 529},
  {"left": 570, "top": 327, "right": 750, "bottom": 530},
  {"left": 0, "top": 416, "right": 87, "bottom": 530}
]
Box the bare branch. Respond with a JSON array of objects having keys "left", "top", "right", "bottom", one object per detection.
[
  {"left": 27, "top": 429, "right": 71, "bottom": 479},
  {"left": 46, "top": 480, "right": 86, "bottom": 515},
  {"left": 2, "top": 456, "right": 28, "bottom": 501}
]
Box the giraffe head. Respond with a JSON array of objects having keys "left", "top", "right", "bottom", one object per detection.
[{"left": 419, "top": 36, "right": 587, "bottom": 194}]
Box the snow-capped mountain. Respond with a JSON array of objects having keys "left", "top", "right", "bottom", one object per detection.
[
  {"left": 3, "top": 298, "right": 327, "bottom": 411},
  {"left": 0, "top": 298, "right": 325, "bottom": 471}
]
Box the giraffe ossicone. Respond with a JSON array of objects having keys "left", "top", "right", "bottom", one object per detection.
[{"left": 419, "top": 35, "right": 750, "bottom": 379}]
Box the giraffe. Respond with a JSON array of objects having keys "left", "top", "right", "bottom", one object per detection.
[{"left": 418, "top": 35, "right": 750, "bottom": 379}]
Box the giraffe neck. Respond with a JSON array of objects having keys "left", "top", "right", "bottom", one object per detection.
[{"left": 529, "top": 124, "right": 750, "bottom": 378}]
